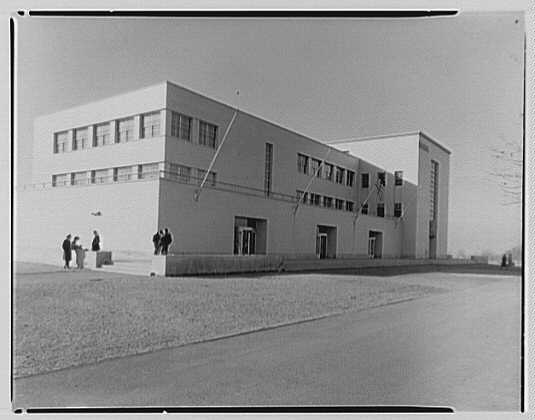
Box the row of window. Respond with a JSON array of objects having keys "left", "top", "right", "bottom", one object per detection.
[
  {"left": 360, "top": 202, "right": 403, "bottom": 218},
  {"left": 53, "top": 110, "right": 218, "bottom": 153},
  {"left": 359, "top": 170, "right": 403, "bottom": 188},
  {"left": 297, "top": 153, "right": 404, "bottom": 189},
  {"left": 297, "top": 154, "right": 356, "bottom": 187},
  {"left": 297, "top": 190, "right": 355, "bottom": 212},
  {"left": 297, "top": 189, "right": 403, "bottom": 217},
  {"left": 51, "top": 162, "right": 217, "bottom": 187}
]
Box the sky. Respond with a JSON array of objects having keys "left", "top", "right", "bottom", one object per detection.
[{"left": 15, "top": 12, "right": 524, "bottom": 256}]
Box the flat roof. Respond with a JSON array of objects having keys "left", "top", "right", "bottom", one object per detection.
[{"left": 327, "top": 130, "right": 452, "bottom": 155}]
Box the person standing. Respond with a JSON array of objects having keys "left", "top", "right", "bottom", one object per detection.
[
  {"left": 91, "top": 230, "right": 101, "bottom": 251},
  {"left": 161, "top": 228, "right": 173, "bottom": 255},
  {"left": 72, "top": 236, "right": 86, "bottom": 269},
  {"left": 152, "top": 230, "right": 161, "bottom": 255},
  {"left": 62, "top": 234, "right": 72, "bottom": 269},
  {"left": 501, "top": 253, "right": 507, "bottom": 268}
]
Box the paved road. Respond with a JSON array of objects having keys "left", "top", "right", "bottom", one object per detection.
[{"left": 14, "top": 274, "right": 520, "bottom": 411}]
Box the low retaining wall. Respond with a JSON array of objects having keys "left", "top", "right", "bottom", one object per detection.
[
  {"left": 151, "top": 254, "right": 285, "bottom": 276},
  {"left": 150, "top": 254, "right": 476, "bottom": 276}
]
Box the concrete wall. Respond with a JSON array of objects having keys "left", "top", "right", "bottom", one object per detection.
[
  {"left": 15, "top": 180, "right": 160, "bottom": 263},
  {"left": 22, "top": 82, "right": 447, "bottom": 263},
  {"left": 165, "top": 82, "right": 359, "bottom": 203},
  {"left": 331, "top": 133, "right": 420, "bottom": 185},
  {"left": 32, "top": 83, "right": 168, "bottom": 184},
  {"left": 331, "top": 134, "right": 420, "bottom": 257},
  {"left": 157, "top": 179, "right": 401, "bottom": 258},
  {"left": 416, "top": 133, "right": 450, "bottom": 258}
]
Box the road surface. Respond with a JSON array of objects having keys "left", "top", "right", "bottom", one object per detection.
[{"left": 14, "top": 273, "right": 520, "bottom": 411}]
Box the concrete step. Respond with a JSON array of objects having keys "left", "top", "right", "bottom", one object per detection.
[{"left": 97, "top": 260, "right": 152, "bottom": 276}]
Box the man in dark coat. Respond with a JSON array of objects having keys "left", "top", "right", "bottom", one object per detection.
[
  {"left": 62, "top": 234, "right": 72, "bottom": 269},
  {"left": 160, "top": 228, "right": 173, "bottom": 255},
  {"left": 152, "top": 230, "right": 161, "bottom": 255},
  {"left": 91, "top": 230, "right": 101, "bottom": 251},
  {"left": 501, "top": 253, "right": 507, "bottom": 268}
]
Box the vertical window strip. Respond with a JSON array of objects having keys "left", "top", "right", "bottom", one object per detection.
[{"left": 264, "top": 143, "right": 273, "bottom": 195}]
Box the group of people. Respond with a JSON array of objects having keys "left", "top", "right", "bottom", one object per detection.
[
  {"left": 62, "top": 230, "right": 101, "bottom": 270},
  {"left": 152, "top": 228, "right": 173, "bottom": 255}
]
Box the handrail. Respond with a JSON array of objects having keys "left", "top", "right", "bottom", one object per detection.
[{"left": 17, "top": 169, "right": 401, "bottom": 219}]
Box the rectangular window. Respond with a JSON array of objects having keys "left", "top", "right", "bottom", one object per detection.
[
  {"left": 197, "top": 168, "right": 216, "bottom": 186},
  {"left": 361, "top": 173, "right": 369, "bottom": 188},
  {"left": 141, "top": 112, "right": 161, "bottom": 138},
  {"left": 116, "top": 118, "right": 135, "bottom": 143},
  {"left": 346, "top": 170, "right": 355, "bottom": 187},
  {"left": 395, "top": 170, "right": 403, "bottom": 186},
  {"left": 296, "top": 190, "right": 309, "bottom": 204},
  {"left": 394, "top": 202, "right": 403, "bottom": 218},
  {"left": 114, "top": 166, "right": 133, "bottom": 182},
  {"left": 265, "top": 143, "right": 273, "bottom": 196},
  {"left": 361, "top": 203, "right": 369, "bottom": 215},
  {"left": 199, "top": 120, "right": 218, "bottom": 148},
  {"left": 297, "top": 153, "right": 309, "bottom": 174},
  {"left": 335, "top": 198, "right": 344, "bottom": 210},
  {"left": 71, "top": 171, "right": 87, "bottom": 185},
  {"left": 324, "top": 163, "right": 334, "bottom": 181},
  {"left": 323, "top": 196, "right": 333, "bottom": 208},
  {"left": 378, "top": 172, "right": 386, "bottom": 186},
  {"left": 178, "top": 165, "right": 191, "bottom": 183},
  {"left": 377, "top": 203, "right": 385, "bottom": 217},
  {"left": 168, "top": 163, "right": 192, "bottom": 183},
  {"left": 310, "top": 193, "right": 321, "bottom": 206},
  {"left": 94, "top": 123, "right": 111, "bottom": 146},
  {"left": 346, "top": 201, "right": 354, "bottom": 212},
  {"left": 310, "top": 158, "right": 322, "bottom": 177},
  {"left": 91, "top": 169, "right": 109, "bottom": 184},
  {"left": 139, "top": 163, "right": 159, "bottom": 180},
  {"left": 335, "top": 167, "right": 345, "bottom": 184},
  {"left": 52, "top": 173, "right": 68, "bottom": 187},
  {"left": 430, "top": 160, "right": 439, "bottom": 220},
  {"left": 171, "top": 112, "right": 192, "bottom": 140},
  {"left": 53, "top": 131, "right": 68, "bottom": 154},
  {"left": 73, "top": 128, "right": 88, "bottom": 151}
]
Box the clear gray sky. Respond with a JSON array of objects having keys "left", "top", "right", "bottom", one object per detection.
[{"left": 16, "top": 12, "right": 524, "bottom": 255}]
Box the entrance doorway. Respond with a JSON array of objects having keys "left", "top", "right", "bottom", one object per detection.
[
  {"left": 316, "top": 233, "right": 328, "bottom": 259},
  {"left": 429, "top": 220, "right": 437, "bottom": 259},
  {"left": 368, "top": 230, "right": 383, "bottom": 259},
  {"left": 238, "top": 227, "right": 256, "bottom": 255},
  {"left": 233, "top": 216, "right": 267, "bottom": 255},
  {"left": 316, "top": 225, "right": 337, "bottom": 259}
]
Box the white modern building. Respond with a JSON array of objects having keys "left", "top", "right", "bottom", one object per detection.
[{"left": 16, "top": 81, "right": 450, "bottom": 267}]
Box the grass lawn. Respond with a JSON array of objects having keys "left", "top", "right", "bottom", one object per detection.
[{"left": 13, "top": 261, "right": 519, "bottom": 378}]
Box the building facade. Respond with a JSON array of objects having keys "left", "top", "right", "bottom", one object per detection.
[{"left": 16, "top": 81, "right": 450, "bottom": 263}]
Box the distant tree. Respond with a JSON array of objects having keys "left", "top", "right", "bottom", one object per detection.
[
  {"left": 490, "top": 137, "right": 522, "bottom": 206},
  {"left": 505, "top": 245, "right": 522, "bottom": 261}
]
